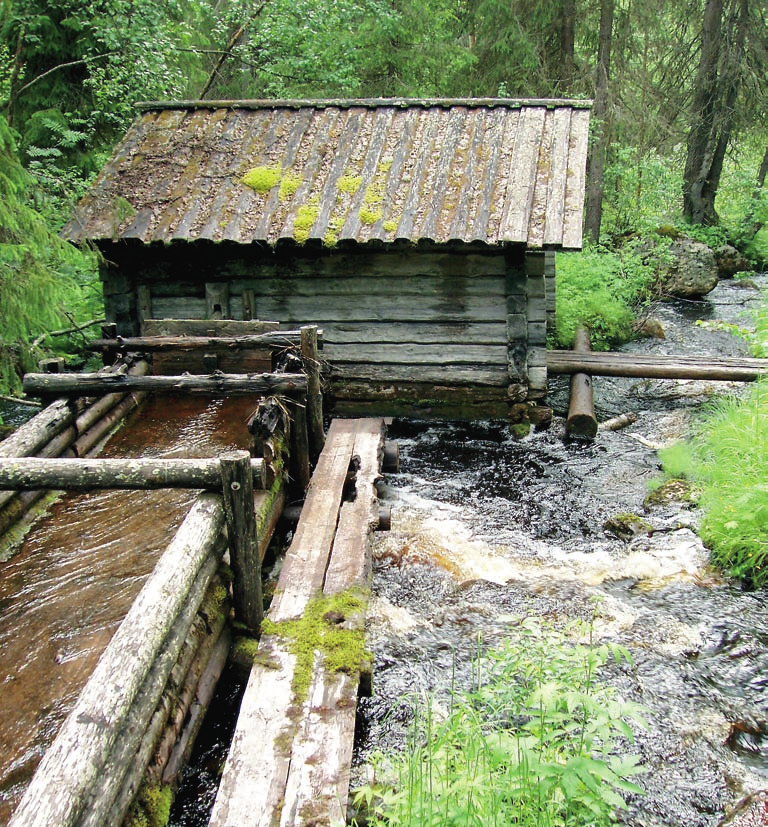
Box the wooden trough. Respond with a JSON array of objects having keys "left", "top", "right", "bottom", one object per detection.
[{"left": 3, "top": 322, "right": 387, "bottom": 826}]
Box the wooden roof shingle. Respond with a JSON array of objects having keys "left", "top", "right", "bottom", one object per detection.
[{"left": 63, "top": 98, "right": 592, "bottom": 250}]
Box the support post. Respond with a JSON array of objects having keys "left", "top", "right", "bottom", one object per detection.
[
  {"left": 566, "top": 326, "right": 598, "bottom": 439},
  {"left": 301, "top": 326, "right": 325, "bottom": 461},
  {"left": 220, "top": 451, "right": 262, "bottom": 634}
]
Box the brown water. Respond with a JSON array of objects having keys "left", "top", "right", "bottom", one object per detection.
[{"left": 0, "top": 395, "right": 255, "bottom": 824}]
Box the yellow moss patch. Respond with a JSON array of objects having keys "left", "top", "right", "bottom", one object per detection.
[
  {"left": 338, "top": 175, "right": 363, "bottom": 194},
  {"left": 294, "top": 203, "right": 320, "bottom": 244},
  {"left": 124, "top": 783, "right": 173, "bottom": 827},
  {"left": 242, "top": 165, "right": 283, "bottom": 193},
  {"left": 279, "top": 170, "right": 303, "bottom": 201}
]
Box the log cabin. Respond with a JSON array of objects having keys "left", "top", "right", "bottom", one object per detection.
[{"left": 63, "top": 97, "right": 591, "bottom": 420}]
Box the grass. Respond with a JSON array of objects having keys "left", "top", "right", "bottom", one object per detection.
[
  {"left": 354, "top": 618, "right": 645, "bottom": 827},
  {"left": 658, "top": 291, "right": 768, "bottom": 586}
]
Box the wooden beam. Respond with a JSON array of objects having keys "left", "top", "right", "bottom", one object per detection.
[
  {"left": 546, "top": 351, "right": 767, "bottom": 381},
  {"left": 565, "top": 327, "right": 597, "bottom": 439},
  {"left": 0, "top": 457, "right": 265, "bottom": 491},
  {"left": 22, "top": 372, "right": 308, "bottom": 398},
  {"left": 86, "top": 330, "right": 314, "bottom": 352},
  {"left": 301, "top": 325, "right": 325, "bottom": 461}
]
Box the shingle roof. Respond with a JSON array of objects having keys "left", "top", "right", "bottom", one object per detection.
[{"left": 63, "top": 98, "right": 591, "bottom": 249}]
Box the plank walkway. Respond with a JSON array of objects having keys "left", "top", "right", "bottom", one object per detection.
[{"left": 209, "top": 418, "right": 385, "bottom": 827}]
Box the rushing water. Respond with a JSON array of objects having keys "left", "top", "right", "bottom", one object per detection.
[
  {"left": 0, "top": 395, "right": 254, "bottom": 824},
  {"left": 355, "top": 276, "right": 768, "bottom": 827}
]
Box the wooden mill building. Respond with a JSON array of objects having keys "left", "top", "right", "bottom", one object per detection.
[{"left": 63, "top": 98, "right": 591, "bottom": 419}]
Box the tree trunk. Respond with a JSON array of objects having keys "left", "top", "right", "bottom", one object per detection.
[
  {"left": 557, "top": 0, "right": 577, "bottom": 94},
  {"left": 683, "top": 0, "right": 748, "bottom": 225},
  {"left": 583, "top": 0, "right": 614, "bottom": 243}
]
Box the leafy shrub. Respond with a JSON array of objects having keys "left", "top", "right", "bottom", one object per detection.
[
  {"left": 554, "top": 246, "right": 655, "bottom": 350},
  {"left": 356, "top": 618, "right": 645, "bottom": 827}
]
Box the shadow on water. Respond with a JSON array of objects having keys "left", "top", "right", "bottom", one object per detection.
[
  {"left": 355, "top": 277, "right": 768, "bottom": 827},
  {"left": 0, "top": 395, "right": 254, "bottom": 824}
]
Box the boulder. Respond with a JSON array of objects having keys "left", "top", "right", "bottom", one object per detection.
[
  {"left": 657, "top": 239, "right": 719, "bottom": 298},
  {"left": 714, "top": 244, "right": 753, "bottom": 278}
]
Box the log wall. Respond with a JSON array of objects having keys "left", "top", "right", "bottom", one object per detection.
[{"left": 99, "top": 241, "right": 552, "bottom": 418}]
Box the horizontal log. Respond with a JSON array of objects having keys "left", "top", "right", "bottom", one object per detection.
[
  {"left": 142, "top": 319, "right": 280, "bottom": 337},
  {"left": 0, "top": 399, "right": 75, "bottom": 458},
  {"left": 86, "top": 329, "right": 316, "bottom": 352},
  {"left": 9, "top": 493, "right": 226, "bottom": 827},
  {"left": 0, "top": 457, "right": 265, "bottom": 491},
  {"left": 546, "top": 351, "right": 767, "bottom": 381},
  {"left": 324, "top": 342, "right": 509, "bottom": 366},
  {"left": 22, "top": 372, "right": 308, "bottom": 397},
  {"left": 330, "top": 362, "right": 509, "bottom": 386}
]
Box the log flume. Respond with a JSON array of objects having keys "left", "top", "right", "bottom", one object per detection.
[{"left": 546, "top": 351, "right": 767, "bottom": 382}]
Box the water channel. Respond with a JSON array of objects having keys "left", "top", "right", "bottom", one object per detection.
[{"left": 0, "top": 396, "right": 255, "bottom": 824}]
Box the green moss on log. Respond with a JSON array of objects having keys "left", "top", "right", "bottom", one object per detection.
[{"left": 261, "top": 589, "right": 371, "bottom": 704}]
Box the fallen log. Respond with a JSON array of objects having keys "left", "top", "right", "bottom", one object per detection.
[
  {"left": 546, "top": 350, "right": 767, "bottom": 381},
  {"left": 8, "top": 493, "right": 226, "bottom": 827},
  {"left": 0, "top": 456, "right": 265, "bottom": 491},
  {"left": 22, "top": 371, "right": 308, "bottom": 398},
  {"left": 565, "top": 327, "right": 598, "bottom": 440},
  {"left": 598, "top": 412, "right": 638, "bottom": 432}
]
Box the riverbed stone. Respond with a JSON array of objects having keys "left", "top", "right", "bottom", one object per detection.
[
  {"left": 714, "top": 244, "right": 753, "bottom": 278},
  {"left": 658, "top": 239, "right": 720, "bottom": 298}
]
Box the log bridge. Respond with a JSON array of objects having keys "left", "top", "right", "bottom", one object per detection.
[{"left": 3, "top": 322, "right": 395, "bottom": 827}]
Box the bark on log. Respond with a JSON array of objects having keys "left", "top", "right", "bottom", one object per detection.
[
  {"left": 87, "top": 331, "right": 309, "bottom": 352},
  {"left": 566, "top": 328, "right": 598, "bottom": 439},
  {"left": 8, "top": 493, "right": 226, "bottom": 827},
  {"left": 23, "top": 372, "right": 308, "bottom": 397},
  {"left": 547, "top": 351, "right": 767, "bottom": 381},
  {"left": 220, "top": 452, "right": 263, "bottom": 634},
  {"left": 74, "top": 362, "right": 150, "bottom": 435},
  {"left": 0, "top": 457, "right": 265, "bottom": 491},
  {"left": 71, "top": 391, "right": 147, "bottom": 457},
  {"left": 598, "top": 412, "right": 638, "bottom": 432}
]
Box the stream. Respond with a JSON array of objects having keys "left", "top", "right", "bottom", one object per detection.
[{"left": 353, "top": 274, "right": 768, "bottom": 827}]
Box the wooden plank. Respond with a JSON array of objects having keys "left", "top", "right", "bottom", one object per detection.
[
  {"left": 306, "top": 321, "right": 508, "bottom": 346},
  {"left": 142, "top": 319, "right": 280, "bottom": 336},
  {"left": 546, "top": 350, "right": 767, "bottom": 381},
  {"left": 543, "top": 107, "right": 572, "bottom": 247},
  {"left": 87, "top": 331, "right": 307, "bottom": 351},
  {"left": 152, "top": 350, "right": 272, "bottom": 376},
  {"left": 209, "top": 421, "right": 359, "bottom": 827},
  {"left": 562, "top": 108, "right": 590, "bottom": 250},
  {"left": 280, "top": 420, "right": 384, "bottom": 826},
  {"left": 329, "top": 362, "right": 509, "bottom": 386}
]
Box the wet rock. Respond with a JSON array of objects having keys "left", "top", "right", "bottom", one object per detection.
[
  {"left": 634, "top": 317, "right": 667, "bottom": 339},
  {"left": 715, "top": 245, "right": 753, "bottom": 279},
  {"left": 604, "top": 513, "right": 653, "bottom": 540},
  {"left": 644, "top": 479, "right": 700, "bottom": 511}
]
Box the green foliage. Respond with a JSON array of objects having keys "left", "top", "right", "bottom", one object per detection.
[
  {"left": 0, "top": 113, "right": 100, "bottom": 394},
  {"left": 356, "top": 618, "right": 645, "bottom": 827},
  {"left": 124, "top": 783, "right": 173, "bottom": 827},
  {"left": 554, "top": 245, "right": 655, "bottom": 351}
]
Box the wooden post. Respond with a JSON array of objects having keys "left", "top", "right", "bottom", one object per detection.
[
  {"left": 301, "top": 326, "right": 325, "bottom": 461},
  {"left": 566, "top": 327, "right": 598, "bottom": 439},
  {"left": 290, "top": 400, "right": 311, "bottom": 493},
  {"left": 241, "top": 289, "right": 256, "bottom": 321},
  {"left": 220, "top": 451, "right": 262, "bottom": 634},
  {"left": 136, "top": 285, "right": 152, "bottom": 332}
]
